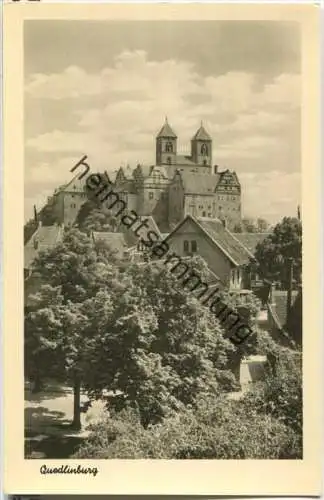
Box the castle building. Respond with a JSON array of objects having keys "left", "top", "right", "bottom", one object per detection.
[
  {"left": 41, "top": 118, "right": 242, "bottom": 232},
  {"left": 114, "top": 118, "right": 242, "bottom": 231}
]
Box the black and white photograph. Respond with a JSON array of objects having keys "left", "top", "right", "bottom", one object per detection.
[{"left": 23, "top": 18, "right": 304, "bottom": 461}]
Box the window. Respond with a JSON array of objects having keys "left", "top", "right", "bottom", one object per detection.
[
  {"left": 202, "top": 211, "right": 206, "bottom": 217},
  {"left": 165, "top": 142, "right": 173, "bottom": 153},
  {"left": 149, "top": 192, "right": 154, "bottom": 200},
  {"left": 167, "top": 157, "right": 172, "bottom": 165},
  {"left": 191, "top": 240, "right": 197, "bottom": 252},
  {"left": 201, "top": 143, "right": 208, "bottom": 155},
  {"left": 184, "top": 240, "right": 189, "bottom": 252},
  {"left": 208, "top": 213, "right": 212, "bottom": 217}
]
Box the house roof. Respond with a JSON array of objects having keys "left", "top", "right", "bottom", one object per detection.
[
  {"left": 136, "top": 164, "right": 154, "bottom": 178},
  {"left": 58, "top": 172, "right": 87, "bottom": 194},
  {"left": 165, "top": 215, "right": 254, "bottom": 267},
  {"left": 272, "top": 290, "right": 299, "bottom": 328},
  {"left": 92, "top": 231, "right": 127, "bottom": 255},
  {"left": 178, "top": 172, "right": 220, "bottom": 194},
  {"left": 138, "top": 215, "right": 162, "bottom": 238},
  {"left": 115, "top": 179, "right": 137, "bottom": 194},
  {"left": 157, "top": 119, "right": 177, "bottom": 139},
  {"left": 175, "top": 155, "right": 196, "bottom": 166},
  {"left": 24, "top": 224, "right": 64, "bottom": 269},
  {"left": 234, "top": 233, "right": 270, "bottom": 255},
  {"left": 192, "top": 124, "right": 212, "bottom": 141},
  {"left": 197, "top": 218, "right": 254, "bottom": 266}
]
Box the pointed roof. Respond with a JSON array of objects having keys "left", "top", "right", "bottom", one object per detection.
[
  {"left": 192, "top": 122, "right": 212, "bottom": 141},
  {"left": 165, "top": 215, "right": 253, "bottom": 267},
  {"left": 157, "top": 117, "right": 177, "bottom": 139}
]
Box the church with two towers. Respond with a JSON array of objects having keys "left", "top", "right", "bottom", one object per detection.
[{"left": 45, "top": 118, "right": 242, "bottom": 232}]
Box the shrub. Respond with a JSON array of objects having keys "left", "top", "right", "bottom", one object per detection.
[{"left": 74, "top": 394, "right": 301, "bottom": 459}]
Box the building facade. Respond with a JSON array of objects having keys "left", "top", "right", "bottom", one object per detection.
[{"left": 39, "top": 119, "right": 242, "bottom": 232}]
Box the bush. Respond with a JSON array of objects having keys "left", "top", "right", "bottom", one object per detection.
[
  {"left": 74, "top": 394, "right": 301, "bottom": 459},
  {"left": 242, "top": 348, "right": 302, "bottom": 436}
]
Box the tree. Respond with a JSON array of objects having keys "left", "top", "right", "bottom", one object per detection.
[
  {"left": 24, "top": 218, "right": 38, "bottom": 244},
  {"left": 254, "top": 217, "right": 302, "bottom": 286},
  {"left": 81, "top": 258, "right": 239, "bottom": 427},
  {"left": 25, "top": 285, "right": 65, "bottom": 392},
  {"left": 76, "top": 200, "right": 119, "bottom": 234},
  {"left": 25, "top": 229, "right": 119, "bottom": 429}
]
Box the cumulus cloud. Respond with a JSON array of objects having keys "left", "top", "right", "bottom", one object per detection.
[{"left": 25, "top": 50, "right": 300, "bottom": 223}]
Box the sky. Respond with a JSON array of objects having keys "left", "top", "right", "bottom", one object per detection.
[{"left": 24, "top": 20, "right": 301, "bottom": 224}]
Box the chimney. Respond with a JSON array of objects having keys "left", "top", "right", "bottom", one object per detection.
[{"left": 214, "top": 165, "right": 218, "bottom": 174}]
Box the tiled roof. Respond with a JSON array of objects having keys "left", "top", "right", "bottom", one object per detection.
[
  {"left": 138, "top": 215, "right": 162, "bottom": 238},
  {"left": 175, "top": 155, "right": 196, "bottom": 166},
  {"left": 234, "top": 233, "right": 270, "bottom": 255},
  {"left": 196, "top": 218, "right": 253, "bottom": 266},
  {"left": 92, "top": 231, "right": 127, "bottom": 256},
  {"left": 138, "top": 164, "right": 154, "bottom": 178},
  {"left": 24, "top": 224, "right": 64, "bottom": 269},
  {"left": 115, "top": 179, "right": 137, "bottom": 194},
  {"left": 59, "top": 172, "right": 87, "bottom": 193},
  {"left": 272, "top": 290, "right": 298, "bottom": 328},
  {"left": 179, "top": 172, "right": 220, "bottom": 194},
  {"left": 192, "top": 124, "right": 212, "bottom": 141},
  {"left": 157, "top": 119, "right": 177, "bottom": 138},
  {"left": 149, "top": 165, "right": 169, "bottom": 179}
]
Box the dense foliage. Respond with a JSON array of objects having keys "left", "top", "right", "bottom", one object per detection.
[
  {"left": 24, "top": 218, "right": 38, "bottom": 244},
  {"left": 25, "top": 228, "right": 303, "bottom": 456},
  {"left": 74, "top": 347, "right": 302, "bottom": 459},
  {"left": 254, "top": 217, "right": 302, "bottom": 287},
  {"left": 25, "top": 230, "right": 242, "bottom": 429}
]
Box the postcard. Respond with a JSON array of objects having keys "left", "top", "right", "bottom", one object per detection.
[{"left": 3, "top": 2, "right": 322, "bottom": 496}]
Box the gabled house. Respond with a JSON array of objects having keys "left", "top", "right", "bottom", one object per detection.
[{"left": 164, "top": 215, "right": 255, "bottom": 290}]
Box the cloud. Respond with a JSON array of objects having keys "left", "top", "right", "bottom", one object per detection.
[
  {"left": 25, "top": 50, "right": 301, "bottom": 223},
  {"left": 241, "top": 170, "right": 301, "bottom": 223}
]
